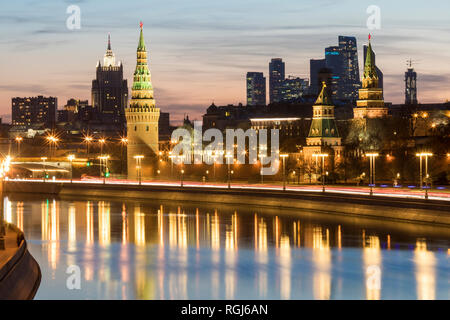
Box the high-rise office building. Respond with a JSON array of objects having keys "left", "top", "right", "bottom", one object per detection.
[
  {"left": 269, "top": 58, "right": 285, "bottom": 103},
  {"left": 12, "top": 96, "right": 57, "bottom": 129},
  {"left": 312, "top": 36, "right": 361, "bottom": 102},
  {"left": 405, "top": 61, "right": 418, "bottom": 105},
  {"left": 310, "top": 59, "right": 327, "bottom": 95},
  {"left": 246, "top": 72, "right": 266, "bottom": 106},
  {"left": 280, "top": 76, "right": 309, "bottom": 102},
  {"left": 363, "top": 45, "right": 383, "bottom": 95},
  {"left": 92, "top": 34, "right": 128, "bottom": 131},
  {"left": 338, "top": 36, "right": 360, "bottom": 102}
]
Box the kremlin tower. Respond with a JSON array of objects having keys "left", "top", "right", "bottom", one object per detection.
[
  {"left": 125, "top": 22, "right": 160, "bottom": 179},
  {"left": 354, "top": 35, "right": 388, "bottom": 119}
]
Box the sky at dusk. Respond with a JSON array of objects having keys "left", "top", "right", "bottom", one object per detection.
[{"left": 1, "top": 0, "right": 450, "bottom": 124}]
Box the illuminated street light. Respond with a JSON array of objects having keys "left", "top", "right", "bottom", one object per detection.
[
  {"left": 169, "top": 155, "right": 176, "bottom": 180},
  {"left": 134, "top": 155, "right": 144, "bottom": 185},
  {"left": 99, "top": 138, "right": 106, "bottom": 155},
  {"left": 365, "top": 153, "right": 379, "bottom": 196},
  {"left": 416, "top": 152, "right": 433, "bottom": 199},
  {"left": 181, "top": 169, "right": 185, "bottom": 187},
  {"left": 47, "top": 135, "right": 59, "bottom": 158},
  {"left": 120, "top": 138, "right": 128, "bottom": 174},
  {"left": 280, "top": 154, "right": 289, "bottom": 191},
  {"left": 225, "top": 154, "right": 233, "bottom": 189},
  {"left": 312, "top": 153, "right": 329, "bottom": 192},
  {"left": 67, "top": 155, "right": 75, "bottom": 183},
  {"left": 98, "top": 155, "right": 110, "bottom": 184},
  {"left": 41, "top": 157, "right": 48, "bottom": 182},
  {"left": 15, "top": 136, "right": 23, "bottom": 157}
]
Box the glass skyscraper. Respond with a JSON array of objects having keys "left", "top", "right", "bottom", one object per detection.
[
  {"left": 269, "top": 58, "right": 285, "bottom": 103},
  {"left": 246, "top": 72, "right": 266, "bottom": 106},
  {"left": 405, "top": 63, "right": 418, "bottom": 105}
]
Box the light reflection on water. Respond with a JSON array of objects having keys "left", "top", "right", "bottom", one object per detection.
[{"left": 3, "top": 195, "right": 450, "bottom": 300}]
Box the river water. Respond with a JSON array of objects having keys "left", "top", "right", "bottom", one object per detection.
[{"left": 3, "top": 194, "right": 449, "bottom": 300}]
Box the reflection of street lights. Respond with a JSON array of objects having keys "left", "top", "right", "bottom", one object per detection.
[
  {"left": 225, "top": 154, "right": 233, "bottom": 189},
  {"left": 134, "top": 155, "right": 144, "bottom": 185},
  {"left": 67, "top": 155, "right": 75, "bottom": 183},
  {"left": 15, "top": 137, "right": 23, "bottom": 157},
  {"left": 313, "top": 153, "right": 328, "bottom": 192},
  {"left": 280, "top": 154, "right": 288, "bottom": 191},
  {"left": 366, "top": 153, "right": 379, "bottom": 196},
  {"left": 41, "top": 157, "right": 47, "bottom": 182},
  {"left": 416, "top": 152, "right": 433, "bottom": 199}
]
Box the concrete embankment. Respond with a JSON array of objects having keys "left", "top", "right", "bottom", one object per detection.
[
  {"left": 5, "top": 181, "right": 450, "bottom": 227},
  {"left": 0, "top": 223, "right": 41, "bottom": 300}
]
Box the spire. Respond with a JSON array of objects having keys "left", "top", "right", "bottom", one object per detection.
[
  {"left": 107, "top": 33, "right": 111, "bottom": 51},
  {"left": 130, "top": 22, "right": 155, "bottom": 109},
  {"left": 314, "top": 82, "right": 333, "bottom": 106},
  {"left": 138, "top": 21, "right": 146, "bottom": 51},
  {"left": 364, "top": 35, "right": 378, "bottom": 80}
]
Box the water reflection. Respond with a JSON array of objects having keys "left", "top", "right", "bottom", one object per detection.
[{"left": 4, "top": 196, "right": 449, "bottom": 300}]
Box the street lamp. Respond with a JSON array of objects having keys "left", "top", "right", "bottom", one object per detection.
[
  {"left": 47, "top": 136, "right": 59, "bottom": 158},
  {"left": 225, "top": 154, "right": 233, "bottom": 189},
  {"left": 259, "top": 154, "right": 266, "bottom": 185},
  {"left": 98, "top": 155, "right": 110, "bottom": 184},
  {"left": 180, "top": 169, "right": 185, "bottom": 187},
  {"left": 416, "top": 152, "right": 433, "bottom": 199},
  {"left": 312, "top": 153, "right": 328, "bottom": 192},
  {"left": 84, "top": 136, "right": 93, "bottom": 157},
  {"left": 134, "top": 155, "right": 144, "bottom": 185},
  {"left": 120, "top": 138, "right": 128, "bottom": 174},
  {"left": 15, "top": 137, "right": 23, "bottom": 157},
  {"left": 99, "top": 139, "right": 106, "bottom": 155},
  {"left": 280, "top": 154, "right": 289, "bottom": 191},
  {"left": 41, "top": 157, "right": 47, "bottom": 182},
  {"left": 67, "top": 155, "right": 75, "bottom": 183},
  {"left": 169, "top": 155, "right": 176, "bottom": 180},
  {"left": 366, "top": 153, "right": 379, "bottom": 196}
]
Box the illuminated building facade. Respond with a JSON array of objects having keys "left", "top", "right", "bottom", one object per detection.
[
  {"left": 91, "top": 34, "right": 128, "bottom": 131},
  {"left": 269, "top": 58, "right": 285, "bottom": 104},
  {"left": 125, "top": 23, "right": 160, "bottom": 179},
  {"left": 246, "top": 72, "right": 266, "bottom": 106},
  {"left": 354, "top": 37, "right": 388, "bottom": 119},
  {"left": 12, "top": 96, "right": 57, "bottom": 129},
  {"left": 405, "top": 62, "right": 418, "bottom": 105}
]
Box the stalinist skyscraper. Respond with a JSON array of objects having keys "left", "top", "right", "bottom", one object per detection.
[{"left": 125, "top": 22, "right": 160, "bottom": 179}]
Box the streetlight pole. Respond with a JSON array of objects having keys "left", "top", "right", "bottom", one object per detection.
[
  {"left": 225, "top": 154, "right": 233, "bottom": 189},
  {"left": 259, "top": 154, "right": 265, "bottom": 185},
  {"left": 41, "top": 157, "right": 47, "bottom": 182},
  {"left": 366, "top": 153, "right": 379, "bottom": 196},
  {"left": 416, "top": 153, "right": 432, "bottom": 199},
  {"left": 15, "top": 137, "right": 23, "bottom": 157},
  {"left": 68, "top": 155, "right": 75, "bottom": 183},
  {"left": 181, "top": 169, "right": 184, "bottom": 187},
  {"left": 313, "top": 154, "right": 328, "bottom": 192},
  {"left": 280, "top": 154, "right": 288, "bottom": 191},
  {"left": 134, "top": 155, "right": 144, "bottom": 185}
]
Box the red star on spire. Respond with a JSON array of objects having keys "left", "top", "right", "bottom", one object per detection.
[
  {"left": 140, "top": 21, "right": 143, "bottom": 29},
  {"left": 368, "top": 34, "right": 372, "bottom": 41}
]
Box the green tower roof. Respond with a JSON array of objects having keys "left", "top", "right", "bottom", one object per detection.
[{"left": 364, "top": 36, "right": 378, "bottom": 79}]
